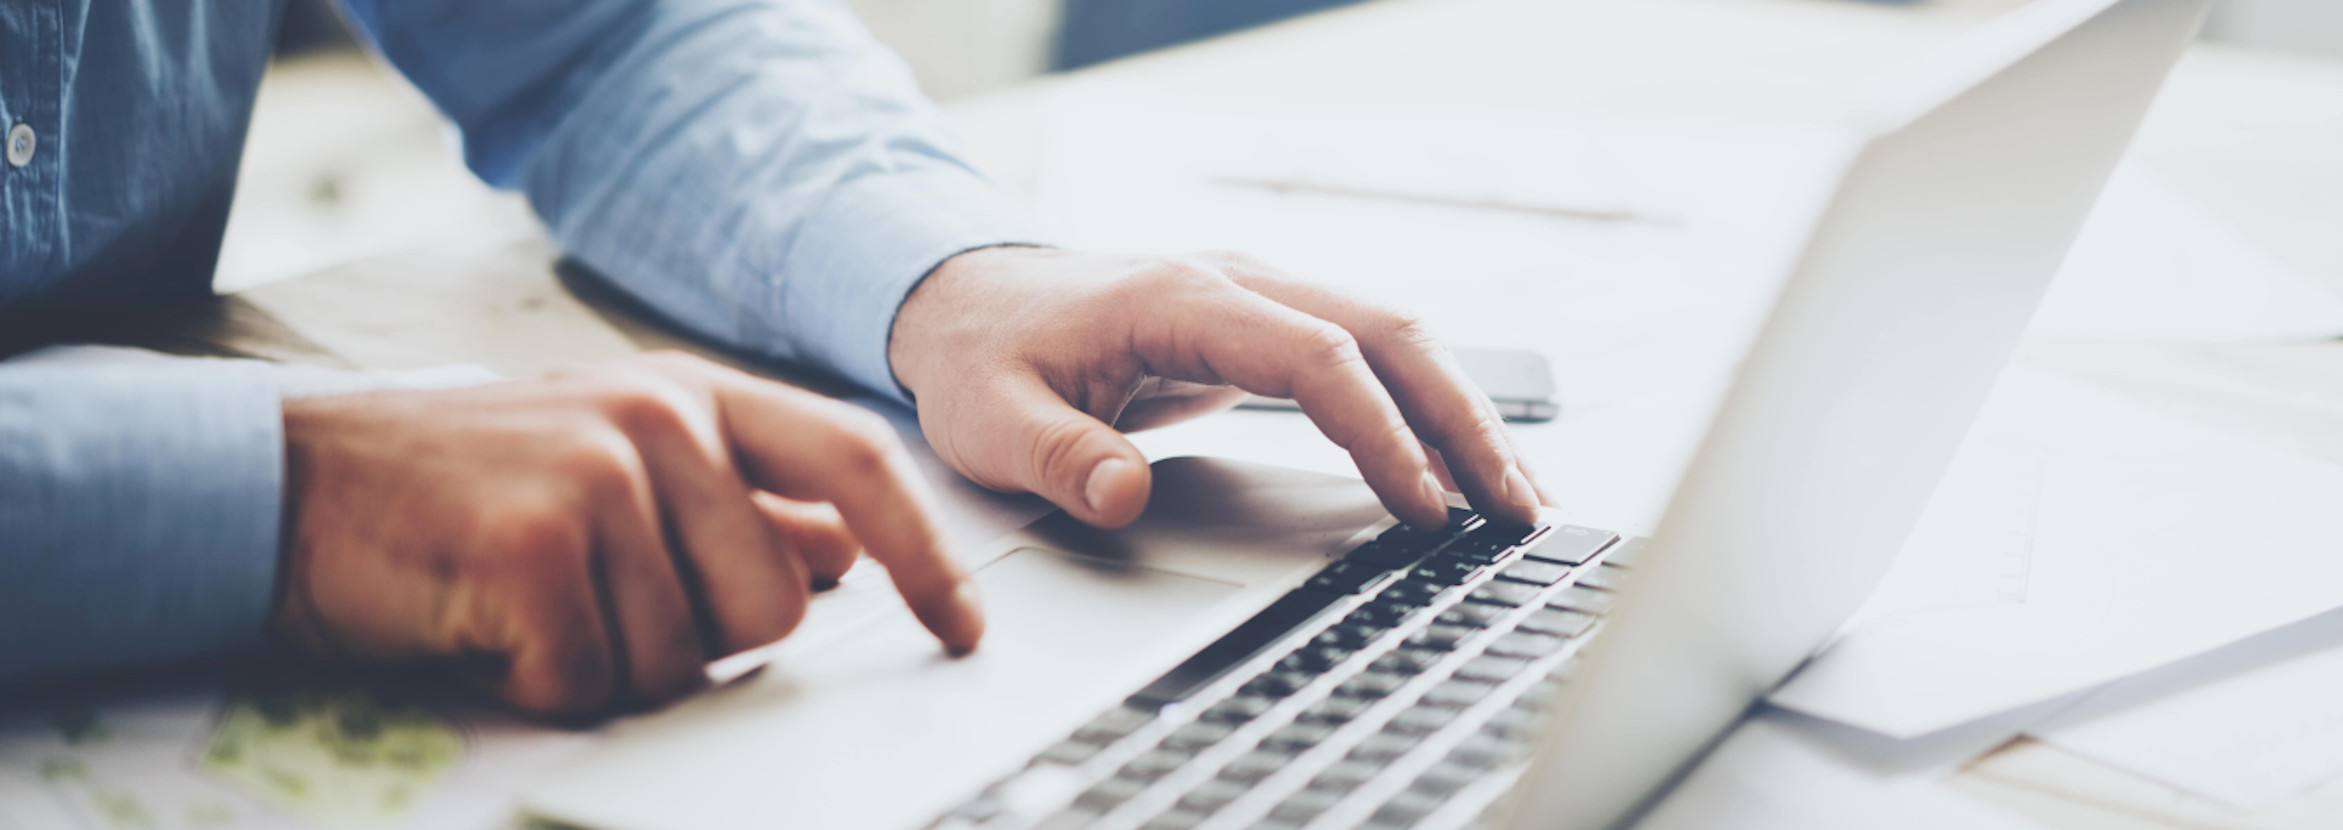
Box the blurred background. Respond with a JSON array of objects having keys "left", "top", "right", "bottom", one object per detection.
[{"left": 222, "top": 0, "right": 2343, "bottom": 295}]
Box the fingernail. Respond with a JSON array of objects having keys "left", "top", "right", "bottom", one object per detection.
[
  {"left": 1503, "top": 464, "right": 1540, "bottom": 513},
  {"left": 944, "top": 578, "right": 985, "bottom": 657},
  {"left": 1419, "top": 471, "right": 1449, "bottom": 516},
  {"left": 1085, "top": 457, "right": 1131, "bottom": 516}
]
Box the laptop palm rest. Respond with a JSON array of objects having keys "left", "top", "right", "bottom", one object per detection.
[{"left": 525, "top": 458, "right": 1390, "bottom": 830}]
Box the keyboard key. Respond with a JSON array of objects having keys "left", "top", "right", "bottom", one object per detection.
[
  {"left": 1464, "top": 580, "right": 1541, "bottom": 608},
  {"left": 1370, "top": 647, "right": 1445, "bottom": 675},
  {"left": 1034, "top": 808, "right": 1101, "bottom": 830},
  {"left": 1278, "top": 645, "right": 1353, "bottom": 674},
  {"left": 1037, "top": 738, "right": 1103, "bottom": 765},
  {"left": 1453, "top": 655, "right": 1531, "bottom": 683},
  {"left": 1383, "top": 704, "right": 1460, "bottom": 734},
  {"left": 1446, "top": 733, "right": 1531, "bottom": 768},
  {"left": 1440, "top": 535, "right": 1511, "bottom": 564},
  {"left": 1381, "top": 578, "right": 1447, "bottom": 606},
  {"left": 1412, "top": 558, "right": 1483, "bottom": 585},
  {"left": 1348, "top": 600, "right": 1417, "bottom": 628},
  {"left": 1516, "top": 607, "right": 1597, "bottom": 638},
  {"left": 1404, "top": 623, "right": 1476, "bottom": 651},
  {"left": 1548, "top": 585, "right": 1616, "bottom": 615},
  {"left": 1347, "top": 730, "right": 1425, "bottom": 762},
  {"left": 1140, "top": 810, "right": 1209, "bottom": 830},
  {"left": 1435, "top": 603, "right": 1508, "bottom": 629},
  {"left": 1420, "top": 679, "right": 1496, "bottom": 708},
  {"left": 1577, "top": 563, "right": 1629, "bottom": 592},
  {"left": 1269, "top": 788, "right": 1345, "bottom": 823},
  {"left": 1470, "top": 520, "right": 1541, "bottom": 547},
  {"left": 949, "top": 795, "right": 1005, "bottom": 823},
  {"left": 1217, "top": 749, "right": 1295, "bottom": 783},
  {"left": 1119, "top": 748, "right": 1192, "bottom": 782},
  {"left": 1259, "top": 722, "right": 1338, "bottom": 752},
  {"left": 1315, "top": 624, "right": 1382, "bottom": 650},
  {"left": 1335, "top": 671, "right": 1410, "bottom": 699},
  {"left": 1345, "top": 539, "right": 1421, "bottom": 570},
  {"left": 1409, "top": 761, "right": 1482, "bottom": 797},
  {"left": 1497, "top": 558, "right": 1571, "bottom": 586},
  {"left": 1176, "top": 777, "right": 1252, "bottom": 812},
  {"left": 1160, "top": 720, "right": 1235, "bottom": 751},
  {"left": 1485, "top": 632, "right": 1568, "bottom": 660},
  {"left": 1522, "top": 526, "right": 1617, "bottom": 566},
  {"left": 1382, "top": 509, "right": 1475, "bottom": 545},
  {"left": 1073, "top": 706, "right": 1154, "bottom": 744},
  {"left": 1307, "top": 759, "right": 1383, "bottom": 793},
  {"left": 1201, "top": 695, "right": 1276, "bottom": 724},
  {"left": 1242, "top": 670, "right": 1315, "bottom": 698},
  {"left": 1076, "top": 776, "right": 1149, "bottom": 810},
  {"left": 1298, "top": 695, "right": 1372, "bottom": 725},
  {"left": 1371, "top": 790, "right": 1448, "bottom": 826},
  {"left": 1308, "top": 559, "right": 1389, "bottom": 594}
]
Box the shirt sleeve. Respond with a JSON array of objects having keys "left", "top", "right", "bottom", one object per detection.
[
  {"left": 0, "top": 349, "right": 285, "bottom": 684},
  {"left": 336, "top": 0, "right": 1038, "bottom": 402}
]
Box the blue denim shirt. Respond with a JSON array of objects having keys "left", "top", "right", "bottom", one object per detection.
[{"left": 0, "top": 0, "right": 1027, "bottom": 683}]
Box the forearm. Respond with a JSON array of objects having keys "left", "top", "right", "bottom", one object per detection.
[
  {"left": 0, "top": 349, "right": 285, "bottom": 684},
  {"left": 343, "top": 0, "right": 1035, "bottom": 401}
]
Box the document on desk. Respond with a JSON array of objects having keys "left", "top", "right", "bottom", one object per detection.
[
  {"left": 1770, "top": 367, "right": 2343, "bottom": 739},
  {"left": 1636, "top": 709, "right": 2047, "bottom": 830},
  {"left": 2026, "top": 607, "right": 2343, "bottom": 808}
]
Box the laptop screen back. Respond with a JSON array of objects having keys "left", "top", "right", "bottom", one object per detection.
[{"left": 1501, "top": 0, "right": 2212, "bottom": 826}]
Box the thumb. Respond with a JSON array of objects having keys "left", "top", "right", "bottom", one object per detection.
[{"left": 948, "top": 376, "right": 1153, "bottom": 528}]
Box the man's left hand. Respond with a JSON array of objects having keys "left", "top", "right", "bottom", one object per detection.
[{"left": 889, "top": 247, "right": 1556, "bottom": 531}]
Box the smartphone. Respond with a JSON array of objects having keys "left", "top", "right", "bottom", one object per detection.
[{"left": 1237, "top": 346, "right": 1561, "bottom": 422}]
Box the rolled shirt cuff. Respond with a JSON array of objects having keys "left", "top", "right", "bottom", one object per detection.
[
  {"left": 775, "top": 162, "right": 1040, "bottom": 405},
  {"left": 0, "top": 350, "right": 285, "bottom": 683}
]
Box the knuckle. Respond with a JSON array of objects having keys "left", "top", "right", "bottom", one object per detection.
[
  {"left": 1297, "top": 323, "right": 1365, "bottom": 370},
  {"left": 823, "top": 406, "right": 903, "bottom": 476},
  {"left": 590, "top": 375, "right": 698, "bottom": 441},
  {"left": 1194, "top": 248, "right": 1264, "bottom": 270},
  {"left": 486, "top": 506, "right": 588, "bottom": 575},
  {"left": 1137, "top": 259, "right": 1232, "bottom": 295},
  {"left": 1371, "top": 306, "right": 1440, "bottom": 350},
  {"left": 553, "top": 426, "right": 646, "bottom": 492}
]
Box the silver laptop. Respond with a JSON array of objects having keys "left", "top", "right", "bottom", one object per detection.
[{"left": 522, "top": 1, "right": 2209, "bottom": 827}]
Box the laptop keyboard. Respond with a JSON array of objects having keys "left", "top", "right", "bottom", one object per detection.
[{"left": 931, "top": 511, "right": 1637, "bottom": 830}]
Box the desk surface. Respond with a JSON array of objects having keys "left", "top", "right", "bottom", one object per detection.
[{"left": 198, "top": 0, "right": 2343, "bottom": 828}]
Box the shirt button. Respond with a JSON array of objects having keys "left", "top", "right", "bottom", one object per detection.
[{"left": 6, "top": 123, "right": 35, "bottom": 167}]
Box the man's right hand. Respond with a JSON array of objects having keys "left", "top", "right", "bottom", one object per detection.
[{"left": 273, "top": 352, "right": 982, "bottom": 716}]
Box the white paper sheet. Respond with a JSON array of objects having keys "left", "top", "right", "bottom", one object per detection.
[
  {"left": 2028, "top": 607, "right": 2343, "bottom": 808},
  {"left": 1635, "top": 709, "right": 2046, "bottom": 830},
  {"left": 2032, "top": 168, "right": 2343, "bottom": 342},
  {"left": 1771, "top": 367, "right": 2343, "bottom": 738}
]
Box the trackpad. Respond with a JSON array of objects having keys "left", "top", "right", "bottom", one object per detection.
[{"left": 983, "top": 546, "right": 1243, "bottom": 660}]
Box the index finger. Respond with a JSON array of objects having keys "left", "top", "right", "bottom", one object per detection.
[
  {"left": 705, "top": 375, "right": 983, "bottom": 655},
  {"left": 1126, "top": 270, "right": 1451, "bottom": 529},
  {"left": 1210, "top": 258, "right": 1554, "bottom": 526}
]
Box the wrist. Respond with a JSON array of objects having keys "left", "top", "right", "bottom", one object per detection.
[
  {"left": 271, "top": 397, "right": 334, "bottom": 654},
  {"left": 889, "top": 245, "right": 1046, "bottom": 400}
]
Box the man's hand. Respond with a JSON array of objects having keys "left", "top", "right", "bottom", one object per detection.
[
  {"left": 273, "top": 352, "right": 981, "bottom": 716},
  {"left": 890, "top": 247, "right": 1556, "bottom": 531}
]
